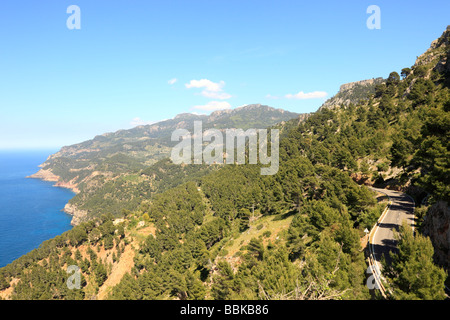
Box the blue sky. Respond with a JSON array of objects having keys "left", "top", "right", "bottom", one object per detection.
[{"left": 0, "top": 0, "right": 449, "bottom": 149}]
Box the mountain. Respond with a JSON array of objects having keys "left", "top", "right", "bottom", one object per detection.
[
  {"left": 29, "top": 104, "right": 302, "bottom": 224},
  {"left": 1, "top": 26, "right": 449, "bottom": 301},
  {"left": 319, "top": 77, "right": 385, "bottom": 111},
  {"left": 411, "top": 26, "right": 450, "bottom": 271},
  {"left": 30, "top": 104, "right": 300, "bottom": 187}
]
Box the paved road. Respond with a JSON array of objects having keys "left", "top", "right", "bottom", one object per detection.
[
  {"left": 370, "top": 188, "right": 415, "bottom": 266},
  {"left": 368, "top": 189, "right": 450, "bottom": 298}
]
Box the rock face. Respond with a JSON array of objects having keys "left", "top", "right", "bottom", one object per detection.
[
  {"left": 28, "top": 169, "right": 80, "bottom": 193},
  {"left": 422, "top": 201, "right": 450, "bottom": 269},
  {"left": 53, "top": 179, "right": 80, "bottom": 194},
  {"left": 319, "top": 78, "right": 385, "bottom": 111},
  {"left": 64, "top": 203, "right": 88, "bottom": 226},
  {"left": 415, "top": 26, "right": 450, "bottom": 74},
  {"left": 297, "top": 113, "right": 310, "bottom": 123},
  {"left": 338, "top": 78, "right": 382, "bottom": 92},
  {"left": 27, "top": 169, "right": 60, "bottom": 182}
]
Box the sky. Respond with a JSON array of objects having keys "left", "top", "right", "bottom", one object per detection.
[{"left": 0, "top": 0, "right": 449, "bottom": 149}]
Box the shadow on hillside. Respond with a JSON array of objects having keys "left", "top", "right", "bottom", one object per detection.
[{"left": 272, "top": 209, "right": 297, "bottom": 221}]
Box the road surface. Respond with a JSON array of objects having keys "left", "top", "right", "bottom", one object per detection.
[
  {"left": 367, "top": 188, "right": 415, "bottom": 297},
  {"left": 370, "top": 188, "right": 415, "bottom": 265}
]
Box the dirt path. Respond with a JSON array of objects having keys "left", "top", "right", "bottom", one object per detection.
[
  {"left": 96, "top": 244, "right": 136, "bottom": 300},
  {"left": 0, "top": 278, "right": 19, "bottom": 300}
]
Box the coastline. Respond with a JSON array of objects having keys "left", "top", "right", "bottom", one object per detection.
[
  {"left": 27, "top": 169, "right": 81, "bottom": 193},
  {"left": 27, "top": 169, "right": 85, "bottom": 226},
  {"left": 0, "top": 151, "right": 77, "bottom": 268}
]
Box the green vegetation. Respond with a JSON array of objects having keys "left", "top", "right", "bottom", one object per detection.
[
  {"left": 107, "top": 161, "right": 374, "bottom": 300},
  {"left": 35, "top": 105, "right": 299, "bottom": 188},
  {"left": 320, "top": 77, "right": 385, "bottom": 111},
  {"left": 1, "top": 27, "right": 449, "bottom": 300},
  {"left": 33, "top": 105, "right": 300, "bottom": 222},
  {"left": 0, "top": 214, "right": 119, "bottom": 299},
  {"left": 68, "top": 159, "right": 217, "bottom": 220},
  {"left": 385, "top": 223, "right": 447, "bottom": 300}
]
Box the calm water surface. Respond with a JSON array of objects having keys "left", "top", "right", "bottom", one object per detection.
[{"left": 0, "top": 150, "right": 74, "bottom": 268}]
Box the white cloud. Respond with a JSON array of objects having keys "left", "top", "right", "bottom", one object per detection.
[
  {"left": 185, "top": 79, "right": 232, "bottom": 100},
  {"left": 191, "top": 101, "right": 232, "bottom": 111},
  {"left": 130, "top": 117, "right": 156, "bottom": 127},
  {"left": 285, "top": 91, "right": 328, "bottom": 100},
  {"left": 168, "top": 78, "right": 177, "bottom": 85},
  {"left": 186, "top": 79, "right": 224, "bottom": 92}
]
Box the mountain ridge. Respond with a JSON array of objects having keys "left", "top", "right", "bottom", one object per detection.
[
  {"left": 28, "top": 104, "right": 303, "bottom": 224},
  {"left": 319, "top": 77, "right": 385, "bottom": 111}
]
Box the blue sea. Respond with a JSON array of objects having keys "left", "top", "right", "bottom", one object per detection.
[{"left": 0, "top": 150, "right": 74, "bottom": 268}]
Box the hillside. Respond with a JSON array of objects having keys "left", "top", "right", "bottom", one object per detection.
[
  {"left": 1, "top": 26, "right": 449, "bottom": 301},
  {"left": 29, "top": 104, "right": 302, "bottom": 224},
  {"left": 319, "top": 77, "right": 385, "bottom": 111},
  {"left": 30, "top": 104, "right": 299, "bottom": 189}
]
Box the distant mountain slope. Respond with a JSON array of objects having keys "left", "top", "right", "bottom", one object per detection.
[
  {"left": 30, "top": 104, "right": 300, "bottom": 188},
  {"left": 28, "top": 104, "right": 302, "bottom": 224}
]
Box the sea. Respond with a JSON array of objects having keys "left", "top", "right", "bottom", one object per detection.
[{"left": 0, "top": 150, "right": 74, "bottom": 268}]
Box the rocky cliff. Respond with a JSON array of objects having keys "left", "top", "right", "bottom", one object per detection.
[
  {"left": 415, "top": 25, "right": 450, "bottom": 74},
  {"left": 422, "top": 201, "right": 450, "bottom": 269},
  {"left": 319, "top": 78, "right": 385, "bottom": 111},
  {"left": 63, "top": 203, "right": 88, "bottom": 226}
]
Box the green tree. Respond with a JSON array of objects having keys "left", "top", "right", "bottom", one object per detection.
[
  {"left": 413, "top": 106, "right": 450, "bottom": 201},
  {"left": 186, "top": 272, "right": 206, "bottom": 300},
  {"left": 388, "top": 223, "right": 447, "bottom": 300},
  {"left": 211, "top": 261, "right": 235, "bottom": 300},
  {"left": 401, "top": 68, "right": 411, "bottom": 79}
]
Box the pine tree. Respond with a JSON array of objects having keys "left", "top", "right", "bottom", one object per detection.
[{"left": 388, "top": 223, "right": 447, "bottom": 300}]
